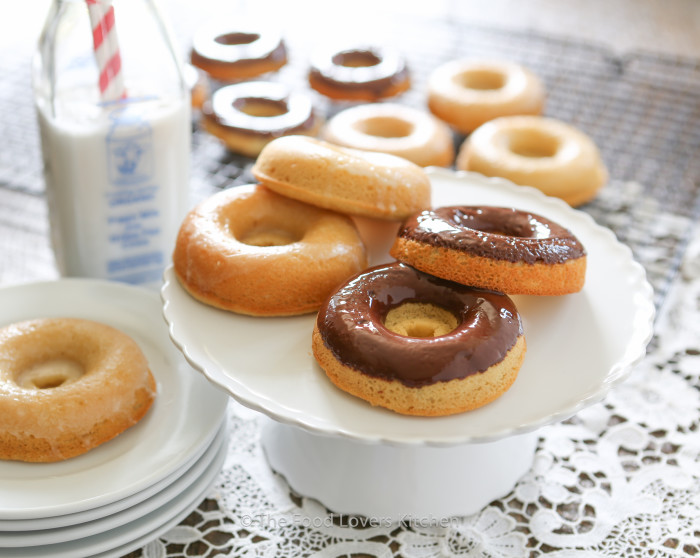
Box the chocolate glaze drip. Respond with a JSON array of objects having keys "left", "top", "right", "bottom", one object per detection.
[
  {"left": 317, "top": 262, "right": 523, "bottom": 387},
  {"left": 398, "top": 206, "right": 586, "bottom": 264}
]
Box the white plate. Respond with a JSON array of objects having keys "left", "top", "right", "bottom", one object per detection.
[
  {"left": 0, "top": 421, "right": 221, "bottom": 532},
  {"left": 162, "top": 168, "right": 655, "bottom": 446},
  {"left": 0, "top": 423, "right": 227, "bottom": 547},
  {"left": 0, "top": 448, "right": 201, "bottom": 533},
  {"left": 0, "top": 280, "right": 229, "bottom": 519},
  {"left": 0, "top": 424, "right": 227, "bottom": 558}
]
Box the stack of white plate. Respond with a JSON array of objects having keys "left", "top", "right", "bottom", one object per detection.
[{"left": 0, "top": 279, "right": 231, "bottom": 558}]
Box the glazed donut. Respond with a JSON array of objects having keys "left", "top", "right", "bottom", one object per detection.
[
  {"left": 190, "top": 23, "right": 287, "bottom": 82},
  {"left": 0, "top": 318, "right": 156, "bottom": 463},
  {"left": 456, "top": 116, "right": 608, "bottom": 206},
  {"left": 308, "top": 45, "right": 410, "bottom": 101},
  {"left": 172, "top": 184, "right": 367, "bottom": 316},
  {"left": 312, "top": 262, "right": 526, "bottom": 416},
  {"left": 201, "top": 82, "right": 322, "bottom": 157},
  {"left": 390, "top": 206, "right": 587, "bottom": 295},
  {"left": 252, "top": 135, "right": 431, "bottom": 221},
  {"left": 322, "top": 103, "right": 454, "bottom": 167},
  {"left": 427, "top": 59, "right": 545, "bottom": 134}
]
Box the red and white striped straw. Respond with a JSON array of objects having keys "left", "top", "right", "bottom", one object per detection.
[{"left": 86, "top": 0, "right": 126, "bottom": 101}]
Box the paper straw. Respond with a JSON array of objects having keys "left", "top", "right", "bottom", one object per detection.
[{"left": 86, "top": 0, "right": 126, "bottom": 101}]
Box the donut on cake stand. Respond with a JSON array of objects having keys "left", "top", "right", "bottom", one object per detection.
[{"left": 161, "top": 168, "right": 654, "bottom": 521}]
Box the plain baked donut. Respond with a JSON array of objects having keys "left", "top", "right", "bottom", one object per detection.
[
  {"left": 322, "top": 103, "right": 454, "bottom": 167},
  {"left": 456, "top": 115, "right": 608, "bottom": 206},
  {"left": 173, "top": 184, "right": 367, "bottom": 316},
  {"left": 252, "top": 135, "right": 431, "bottom": 221},
  {"left": 427, "top": 59, "right": 545, "bottom": 134},
  {"left": 184, "top": 63, "right": 210, "bottom": 111},
  {"left": 0, "top": 318, "right": 156, "bottom": 463},
  {"left": 312, "top": 262, "right": 526, "bottom": 416},
  {"left": 201, "top": 81, "right": 322, "bottom": 157},
  {"left": 308, "top": 45, "right": 410, "bottom": 101},
  {"left": 190, "top": 23, "right": 287, "bottom": 81},
  {"left": 390, "top": 205, "right": 587, "bottom": 295}
]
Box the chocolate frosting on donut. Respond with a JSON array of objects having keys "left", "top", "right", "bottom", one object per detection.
[
  {"left": 316, "top": 262, "right": 523, "bottom": 386},
  {"left": 192, "top": 40, "right": 287, "bottom": 69},
  {"left": 398, "top": 206, "right": 585, "bottom": 264},
  {"left": 203, "top": 82, "right": 318, "bottom": 138},
  {"left": 190, "top": 28, "right": 287, "bottom": 67},
  {"left": 309, "top": 47, "right": 409, "bottom": 96}
]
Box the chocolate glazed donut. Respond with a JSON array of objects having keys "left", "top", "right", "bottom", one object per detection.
[
  {"left": 312, "top": 262, "right": 526, "bottom": 416},
  {"left": 190, "top": 25, "right": 287, "bottom": 81},
  {"left": 390, "top": 206, "right": 587, "bottom": 295},
  {"left": 201, "top": 82, "right": 321, "bottom": 157},
  {"left": 308, "top": 46, "right": 410, "bottom": 101}
]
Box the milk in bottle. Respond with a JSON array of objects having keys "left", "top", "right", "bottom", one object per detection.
[{"left": 33, "top": 0, "right": 191, "bottom": 289}]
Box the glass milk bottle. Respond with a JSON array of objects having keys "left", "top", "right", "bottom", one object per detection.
[{"left": 33, "top": 0, "right": 191, "bottom": 289}]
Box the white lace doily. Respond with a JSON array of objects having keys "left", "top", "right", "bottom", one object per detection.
[{"left": 130, "top": 227, "right": 700, "bottom": 557}]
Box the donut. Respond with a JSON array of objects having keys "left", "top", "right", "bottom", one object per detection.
[
  {"left": 427, "top": 59, "right": 545, "bottom": 134},
  {"left": 172, "top": 184, "right": 367, "bottom": 316},
  {"left": 0, "top": 318, "right": 156, "bottom": 463},
  {"left": 190, "top": 23, "right": 287, "bottom": 82},
  {"left": 252, "top": 135, "right": 431, "bottom": 221},
  {"left": 312, "top": 262, "right": 526, "bottom": 416},
  {"left": 308, "top": 45, "right": 410, "bottom": 101},
  {"left": 322, "top": 103, "right": 454, "bottom": 167},
  {"left": 184, "top": 63, "right": 210, "bottom": 110},
  {"left": 390, "top": 206, "right": 587, "bottom": 295},
  {"left": 201, "top": 82, "right": 322, "bottom": 157},
  {"left": 456, "top": 116, "right": 608, "bottom": 206}
]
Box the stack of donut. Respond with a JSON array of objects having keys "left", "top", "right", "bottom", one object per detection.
[
  {"left": 312, "top": 201, "right": 587, "bottom": 417},
  {"left": 173, "top": 130, "right": 588, "bottom": 418},
  {"left": 172, "top": 135, "right": 431, "bottom": 317},
  {"left": 180, "top": 26, "right": 606, "bottom": 417}
]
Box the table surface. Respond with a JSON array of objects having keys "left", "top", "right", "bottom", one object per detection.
[{"left": 1, "top": 1, "right": 700, "bottom": 557}]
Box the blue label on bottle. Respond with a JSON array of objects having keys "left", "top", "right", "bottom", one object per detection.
[
  {"left": 107, "top": 107, "right": 154, "bottom": 184},
  {"left": 104, "top": 105, "right": 164, "bottom": 285}
]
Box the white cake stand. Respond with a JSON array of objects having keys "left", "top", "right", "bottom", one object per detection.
[{"left": 161, "top": 169, "right": 655, "bottom": 521}]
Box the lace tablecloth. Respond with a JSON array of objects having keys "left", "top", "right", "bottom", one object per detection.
[{"left": 1, "top": 3, "right": 700, "bottom": 556}]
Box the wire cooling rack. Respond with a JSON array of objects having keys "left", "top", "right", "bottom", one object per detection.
[{"left": 1, "top": 19, "right": 699, "bottom": 310}]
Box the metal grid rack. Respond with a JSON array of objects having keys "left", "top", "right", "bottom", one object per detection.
[{"left": 2, "top": 19, "right": 699, "bottom": 310}]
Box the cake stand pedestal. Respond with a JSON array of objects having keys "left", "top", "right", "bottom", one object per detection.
[{"left": 261, "top": 418, "right": 538, "bottom": 521}]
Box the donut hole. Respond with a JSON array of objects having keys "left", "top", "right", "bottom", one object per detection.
[
  {"left": 384, "top": 302, "right": 458, "bottom": 338},
  {"left": 356, "top": 116, "right": 413, "bottom": 138},
  {"left": 461, "top": 215, "right": 532, "bottom": 238},
  {"left": 333, "top": 50, "right": 381, "bottom": 68},
  {"left": 457, "top": 69, "right": 506, "bottom": 91},
  {"left": 233, "top": 97, "right": 288, "bottom": 118},
  {"left": 507, "top": 129, "right": 560, "bottom": 158},
  {"left": 215, "top": 32, "right": 260, "bottom": 46},
  {"left": 16, "top": 358, "right": 84, "bottom": 390},
  {"left": 240, "top": 227, "right": 300, "bottom": 247},
  {"left": 221, "top": 189, "right": 309, "bottom": 247}
]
